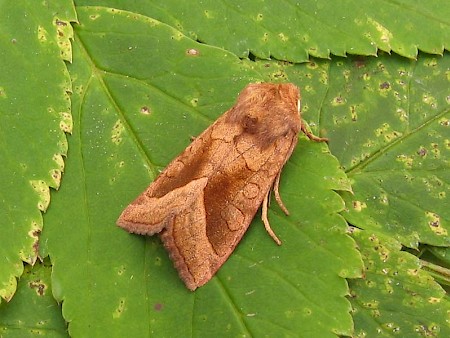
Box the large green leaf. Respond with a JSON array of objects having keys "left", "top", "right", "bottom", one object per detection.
[
  {"left": 0, "top": 0, "right": 76, "bottom": 303},
  {"left": 321, "top": 54, "right": 450, "bottom": 249},
  {"left": 75, "top": 0, "right": 450, "bottom": 61},
  {"left": 39, "top": 7, "right": 362, "bottom": 337}
]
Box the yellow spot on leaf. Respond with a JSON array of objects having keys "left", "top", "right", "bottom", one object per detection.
[
  {"left": 331, "top": 95, "right": 346, "bottom": 106},
  {"left": 50, "top": 169, "right": 62, "bottom": 187},
  {"left": 54, "top": 18, "right": 74, "bottom": 62},
  {"left": 407, "top": 268, "right": 419, "bottom": 276},
  {"left": 384, "top": 278, "right": 394, "bottom": 294},
  {"left": 425, "top": 212, "right": 447, "bottom": 235},
  {"left": 190, "top": 98, "right": 199, "bottom": 107},
  {"left": 204, "top": 10, "right": 214, "bottom": 18},
  {"left": 349, "top": 105, "right": 358, "bottom": 121},
  {"left": 60, "top": 112, "right": 73, "bottom": 133},
  {"left": 424, "top": 58, "right": 438, "bottom": 67},
  {"left": 116, "top": 265, "right": 126, "bottom": 276},
  {"left": 430, "top": 142, "right": 440, "bottom": 158},
  {"left": 379, "top": 193, "right": 389, "bottom": 205},
  {"left": 374, "top": 123, "right": 402, "bottom": 142},
  {"left": 37, "top": 26, "right": 48, "bottom": 42},
  {"left": 53, "top": 153, "right": 65, "bottom": 171},
  {"left": 29, "top": 280, "right": 47, "bottom": 296},
  {"left": 422, "top": 93, "right": 438, "bottom": 109},
  {"left": 301, "top": 308, "right": 312, "bottom": 316},
  {"left": 352, "top": 200, "right": 367, "bottom": 211},
  {"left": 278, "top": 33, "right": 288, "bottom": 42},
  {"left": 396, "top": 154, "right": 413, "bottom": 168},
  {"left": 303, "top": 85, "right": 313, "bottom": 92},
  {"left": 171, "top": 32, "right": 184, "bottom": 41},
  {"left": 111, "top": 120, "right": 125, "bottom": 145},
  {"left": 140, "top": 106, "right": 151, "bottom": 115},
  {"left": 371, "top": 309, "right": 381, "bottom": 318},
  {"left": 368, "top": 17, "right": 393, "bottom": 44},
  {"left": 30, "top": 180, "right": 50, "bottom": 212},
  {"left": 363, "top": 300, "right": 379, "bottom": 309},
  {"left": 0, "top": 275, "right": 17, "bottom": 301},
  {"left": 438, "top": 117, "right": 449, "bottom": 126},
  {"left": 113, "top": 298, "right": 126, "bottom": 319}
]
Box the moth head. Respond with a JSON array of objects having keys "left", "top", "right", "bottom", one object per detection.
[{"left": 229, "top": 83, "right": 302, "bottom": 148}]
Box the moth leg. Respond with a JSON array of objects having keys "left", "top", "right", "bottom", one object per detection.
[
  {"left": 274, "top": 171, "right": 290, "bottom": 216},
  {"left": 262, "top": 191, "right": 282, "bottom": 245},
  {"left": 301, "top": 121, "right": 328, "bottom": 142}
]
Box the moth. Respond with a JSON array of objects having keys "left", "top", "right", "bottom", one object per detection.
[{"left": 117, "top": 83, "right": 327, "bottom": 290}]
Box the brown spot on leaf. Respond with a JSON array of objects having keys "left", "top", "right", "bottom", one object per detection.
[
  {"left": 29, "top": 280, "right": 46, "bottom": 296},
  {"left": 140, "top": 106, "right": 151, "bottom": 115},
  {"left": 379, "top": 82, "right": 390, "bottom": 89},
  {"left": 354, "top": 58, "right": 366, "bottom": 68},
  {"left": 417, "top": 147, "right": 427, "bottom": 157},
  {"left": 55, "top": 20, "right": 67, "bottom": 26}
]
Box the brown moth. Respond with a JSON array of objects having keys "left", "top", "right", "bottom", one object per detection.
[{"left": 117, "top": 83, "right": 327, "bottom": 290}]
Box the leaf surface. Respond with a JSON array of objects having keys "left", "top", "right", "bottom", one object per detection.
[
  {"left": 0, "top": 0, "right": 76, "bottom": 302},
  {"left": 349, "top": 229, "right": 449, "bottom": 337},
  {"left": 320, "top": 54, "right": 450, "bottom": 249},
  {"left": 40, "top": 7, "right": 362, "bottom": 337},
  {"left": 1, "top": 2, "right": 448, "bottom": 336},
  {"left": 0, "top": 260, "right": 67, "bottom": 337},
  {"left": 76, "top": 0, "right": 450, "bottom": 61}
]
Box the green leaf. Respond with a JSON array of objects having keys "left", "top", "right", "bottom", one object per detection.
[
  {"left": 2, "top": 2, "right": 448, "bottom": 337},
  {"left": 319, "top": 54, "right": 449, "bottom": 249},
  {"left": 349, "top": 229, "right": 449, "bottom": 337},
  {"left": 0, "top": 0, "right": 76, "bottom": 302},
  {"left": 75, "top": 0, "right": 450, "bottom": 61},
  {"left": 39, "top": 7, "right": 362, "bottom": 336},
  {"left": 0, "top": 259, "right": 68, "bottom": 337}
]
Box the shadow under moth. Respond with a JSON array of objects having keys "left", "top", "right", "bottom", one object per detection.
[{"left": 117, "top": 83, "right": 327, "bottom": 290}]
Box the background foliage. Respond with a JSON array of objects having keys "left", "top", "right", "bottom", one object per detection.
[{"left": 0, "top": 1, "right": 449, "bottom": 337}]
